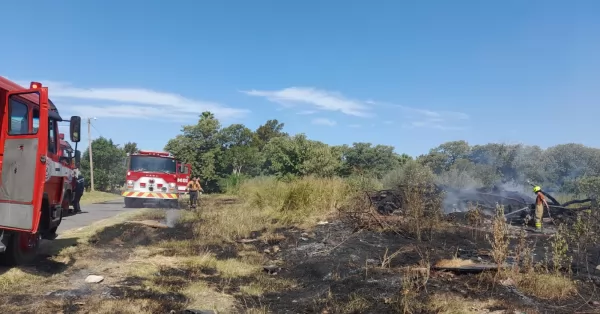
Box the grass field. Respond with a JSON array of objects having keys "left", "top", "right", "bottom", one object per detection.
[{"left": 80, "top": 190, "right": 121, "bottom": 204}]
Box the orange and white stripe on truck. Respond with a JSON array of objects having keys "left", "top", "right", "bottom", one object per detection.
[{"left": 121, "top": 191, "right": 178, "bottom": 199}]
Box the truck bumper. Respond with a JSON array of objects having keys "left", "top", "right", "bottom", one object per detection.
[{"left": 122, "top": 191, "right": 178, "bottom": 199}]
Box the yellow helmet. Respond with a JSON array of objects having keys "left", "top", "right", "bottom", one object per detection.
[{"left": 533, "top": 186, "right": 541, "bottom": 193}]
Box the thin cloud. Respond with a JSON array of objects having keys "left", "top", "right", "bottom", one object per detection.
[
  {"left": 15, "top": 80, "right": 249, "bottom": 121},
  {"left": 369, "top": 100, "right": 469, "bottom": 131},
  {"left": 311, "top": 118, "right": 337, "bottom": 126},
  {"left": 242, "top": 86, "right": 469, "bottom": 131},
  {"left": 297, "top": 110, "right": 316, "bottom": 115},
  {"left": 241, "top": 87, "right": 372, "bottom": 117}
]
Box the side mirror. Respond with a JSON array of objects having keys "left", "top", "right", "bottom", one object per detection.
[
  {"left": 70, "top": 116, "right": 81, "bottom": 143},
  {"left": 74, "top": 150, "right": 81, "bottom": 168}
]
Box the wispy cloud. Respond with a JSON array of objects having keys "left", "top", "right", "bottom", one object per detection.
[
  {"left": 297, "top": 110, "right": 316, "bottom": 115},
  {"left": 369, "top": 100, "right": 469, "bottom": 131},
  {"left": 311, "top": 118, "right": 337, "bottom": 126},
  {"left": 15, "top": 80, "right": 248, "bottom": 121},
  {"left": 241, "top": 87, "right": 372, "bottom": 117},
  {"left": 242, "top": 86, "right": 469, "bottom": 131}
]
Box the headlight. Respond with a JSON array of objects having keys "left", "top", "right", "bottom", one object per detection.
[
  {"left": 169, "top": 183, "right": 176, "bottom": 188},
  {"left": 127, "top": 180, "right": 134, "bottom": 185}
]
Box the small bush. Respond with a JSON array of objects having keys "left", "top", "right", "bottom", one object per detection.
[
  {"left": 218, "top": 174, "right": 249, "bottom": 194},
  {"left": 345, "top": 174, "right": 383, "bottom": 192},
  {"left": 382, "top": 160, "right": 436, "bottom": 189}
]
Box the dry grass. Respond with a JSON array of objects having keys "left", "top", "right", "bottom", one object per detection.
[
  {"left": 182, "top": 281, "right": 237, "bottom": 312},
  {"left": 426, "top": 293, "right": 509, "bottom": 314},
  {"left": 318, "top": 290, "right": 373, "bottom": 314},
  {"left": 192, "top": 176, "right": 352, "bottom": 244},
  {"left": 80, "top": 190, "right": 121, "bottom": 204},
  {"left": 434, "top": 257, "right": 475, "bottom": 268},
  {"left": 515, "top": 272, "right": 578, "bottom": 301}
]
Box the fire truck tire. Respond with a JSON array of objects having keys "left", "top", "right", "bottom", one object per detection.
[
  {"left": 168, "top": 199, "right": 179, "bottom": 209},
  {"left": 62, "top": 190, "right": 72, "bottom": 215},
  {"left": 124, "top": 197, "right": 135, "bottom": 208},
  {"left": 0, "top": 232, "right": 39, "bottom": 266}
]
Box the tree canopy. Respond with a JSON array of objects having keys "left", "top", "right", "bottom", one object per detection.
[{"left": 80, "top": 111, "right": 600, "bottom": 197}]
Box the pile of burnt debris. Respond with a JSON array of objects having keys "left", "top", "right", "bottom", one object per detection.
[{"left": 367, "top": 184, "right": 597, "bottom": 217}]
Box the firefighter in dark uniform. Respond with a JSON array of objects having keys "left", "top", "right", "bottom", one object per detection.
[{"left": 73, "top": 171, "right": 85, "bottom": 213}]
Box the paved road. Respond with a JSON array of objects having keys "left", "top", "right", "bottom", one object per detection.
[{"left": 56, "top": 197, "right": 132, "bottom": 234}]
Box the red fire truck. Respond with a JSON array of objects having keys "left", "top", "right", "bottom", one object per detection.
[
  {"left": 59, "top": 135, "right": 80, "bottom": 214},
  {"left": 0, "top": 77, "right": 81, "bottom": 265},
  {"left": 122, "top": 150, "right": 191, "bottom": 208}
]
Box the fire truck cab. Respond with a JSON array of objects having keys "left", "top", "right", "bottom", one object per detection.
[
  {"left": 122, "top": 150, "right": 191, "bottom": 208},
  {"left": 0, "top": 78, "right": 81, "bottom": 265}
]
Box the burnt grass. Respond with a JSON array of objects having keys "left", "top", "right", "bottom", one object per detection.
[
  {"left": 36, "top": 209, "right": 600, "bottom": 314},
  {"left": 233, "top": 220, "right": 600, "bottom": 314}
]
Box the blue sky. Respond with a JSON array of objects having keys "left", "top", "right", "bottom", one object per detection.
[{"left": 2, "top": 0, "right": 599, "bottom": 157}]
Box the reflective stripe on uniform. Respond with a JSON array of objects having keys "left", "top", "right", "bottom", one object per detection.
[{"left": 121, "top": 191, "right": 178, "bottom": 199}]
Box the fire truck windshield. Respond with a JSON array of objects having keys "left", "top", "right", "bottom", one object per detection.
[{"left": 129, "top": 156, "right": 177, "bottom": 174}]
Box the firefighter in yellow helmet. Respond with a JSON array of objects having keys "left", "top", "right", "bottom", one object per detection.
[{"left": 533, "top": 186, "right": 550, "bottom": 231}]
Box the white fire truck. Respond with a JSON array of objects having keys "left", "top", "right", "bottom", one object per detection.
[{"left": 0, "top": 77, "right": 81, "bottom": 265}]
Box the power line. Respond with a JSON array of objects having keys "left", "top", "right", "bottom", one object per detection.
[{"left": 90, "top": 121, "right": 103, "bottom": 138}]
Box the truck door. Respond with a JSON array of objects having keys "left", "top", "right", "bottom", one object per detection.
[
  {"left": 176, "top": 163, "right": 189, "bottom": 193},
  {"left": 0, "top": 87, "right": 49, "bottom": 232}
]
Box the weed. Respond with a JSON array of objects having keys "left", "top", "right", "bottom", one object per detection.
[
  {"left": 513, "top": 228, "right": 534, "bottom": 274},
  {"left": 465, "top": 203, "right": 484, "bottom": 239},
  {"left": 486, "top": 204, "right": 509, "bottom": 270},
  {"left": 395, "top": 266, "right": 428, "bottom": 314},
  {"left": 550, "top": 224, "right": 572, "bottom": 274},
  {"left": 566, "top": 210, "right": 599, "bottom": 274}
]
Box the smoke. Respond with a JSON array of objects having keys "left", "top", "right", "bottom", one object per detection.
[
  {"left": 499, "top": 181, "right": 526, "bottom": 193},
  {"left": 165, "top": 209, "right": 181, "bottom": 228}
]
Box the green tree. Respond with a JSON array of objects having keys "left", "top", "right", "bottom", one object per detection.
[
  {"left": 165, "top": 111, "right": 223, "bottom": 191},
  {"left": 122, "top": 141, "right": 139, "bottom": 155},
  {"left": 263, "top": 134, "right": 340, "bottom": 177},
  {"left": 80, "top": 137, "right": 127, "bottom": 191},
  {"left": 341, "top": 142, "right": 399, "bottom": 178},
  {"left": 219, "top": 124, "right": 263, "bottom": 176},
  {"left": 254, "top": 119, "right": 287, "bottom": 150}
]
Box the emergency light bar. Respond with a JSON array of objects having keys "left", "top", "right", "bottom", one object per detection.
[{"left": 136, "top": 150, "right": 173, "bottom": 157}]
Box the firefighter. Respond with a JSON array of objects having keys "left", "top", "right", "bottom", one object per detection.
[
  {"left": 532, "top": 186, "right": 550, "bottom": 231},
  {"left": 186, "top": 177, "right": 203, "bottom": 209},
  {"left": 73, "top": 170, "right": 85, "bottom": 213}
]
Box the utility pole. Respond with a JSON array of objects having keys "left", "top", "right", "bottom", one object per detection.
[{"left": 88, "top": 117, "right": 95, "bottom": 191}]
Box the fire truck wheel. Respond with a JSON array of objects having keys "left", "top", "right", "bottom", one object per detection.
[
  {"left": 168, "top": 199, "right": 179, "bottom": 209},
  {"left": 124, "top": 197, "right": 135, "bottom": 208},
  {"left": 0, "top": 232, "right": 39, "bottom": 266},
  {"left": 62, "top": 190, "right": 72, "bottom": 215}
]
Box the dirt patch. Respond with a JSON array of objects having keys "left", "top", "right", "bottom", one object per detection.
[{"left": 88, "top": 221, "right": 194, "bottom": 249}]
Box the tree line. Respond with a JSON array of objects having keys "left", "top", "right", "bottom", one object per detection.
[
  {"left": 79, "top": 139, "right": 139, "bottom": 191},
  {"left": 80, "top": 111, "right": 600, "bottom": 197}
]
